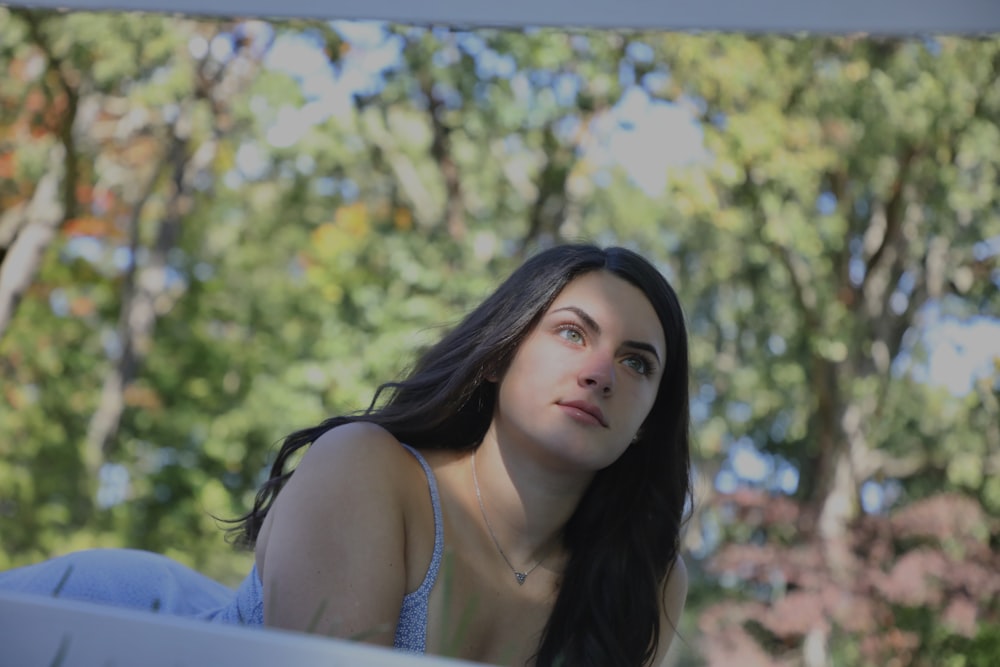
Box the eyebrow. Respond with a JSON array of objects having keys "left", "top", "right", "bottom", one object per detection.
[{"left": 550, "top": 306, "right": 662, "bottom": 364}]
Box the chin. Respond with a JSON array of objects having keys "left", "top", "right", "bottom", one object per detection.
[{"left": 546, "top": 440, "right": 627, "bottom": 473}]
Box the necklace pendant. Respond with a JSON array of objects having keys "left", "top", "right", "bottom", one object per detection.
[{"left": 515, "top": 572, "right": 527, "bottom": 585}]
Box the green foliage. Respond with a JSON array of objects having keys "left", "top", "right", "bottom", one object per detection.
[{"left": 0, "top": 10, "right": 997, "bottom": 664}]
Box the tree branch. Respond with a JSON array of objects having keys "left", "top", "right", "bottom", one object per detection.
[
  {"left": 860, "top": 147, "right": 917, "bottom": 294},
  {"left": 84, "top": 32, "right": 262, "bottom": 468},
  {"left": 0, "top": 10, "right": 81, "bottom": 341},
  {"left": 18, "top": 9, "right": 80, "bottom": 223},
  {"left": 418, "top": 60, "right": 466, "bottom": 242},
  {"left": 520, "top": 125, "right": 570, "bottom": 254},
  {"left": 0, "top": 146, "right": 65, "bottom": 339}
]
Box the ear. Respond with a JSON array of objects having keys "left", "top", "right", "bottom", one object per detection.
[
  {"left": 484, "top": 352, "right": 513, "bottom": 383},
  {"left": 483, "top": 364, "right": 501, "bottom": 383}
]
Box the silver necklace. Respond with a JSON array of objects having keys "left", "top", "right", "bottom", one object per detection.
[{"left": 471, "top": 451, "right": 546, "bottom": 585}]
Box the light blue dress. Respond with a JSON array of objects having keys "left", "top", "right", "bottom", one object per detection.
[{"left": 0, "top": 445, "right": 444, "bottom": 653}]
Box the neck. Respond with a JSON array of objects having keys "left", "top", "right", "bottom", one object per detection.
[{"left": 469, "top": 429, "right": 591, "bottom": 568}]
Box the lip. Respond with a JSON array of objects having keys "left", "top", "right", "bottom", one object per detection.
[{"left": 558, "top": 400, "right": 608, "bottom": 427}]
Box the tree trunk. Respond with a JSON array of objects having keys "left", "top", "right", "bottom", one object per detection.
[
  {"left": 0, "top": 147, "right": 65, "bottom": 340},
  {"left": 83, "top": 114, "right": 212, "bottom": 473}
]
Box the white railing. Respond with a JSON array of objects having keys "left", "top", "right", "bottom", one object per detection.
[{"left": 0, "top": 591, "right": 483, "bottom": 667}]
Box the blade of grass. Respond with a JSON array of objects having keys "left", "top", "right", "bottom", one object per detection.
[
  {"left": 51, "top": 565, "right": 74, "bottom": 598},
  {"left": 48, "top": 634, "right": 71, "bottom": 667},
  {"left": 306, "top": 598, "right": 329, "bottom": 634}
]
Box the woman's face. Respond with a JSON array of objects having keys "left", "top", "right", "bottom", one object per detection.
[{"left": 492, "top": 270, "right": 666, "bottom": 472}]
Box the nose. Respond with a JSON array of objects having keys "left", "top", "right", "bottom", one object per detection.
[{"left": 580, "top": 355, "right": 615, "bottom": 396}]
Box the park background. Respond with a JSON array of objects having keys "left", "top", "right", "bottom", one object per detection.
[{"left": 0, "top": 7, "right": 998, "bottom": 665}]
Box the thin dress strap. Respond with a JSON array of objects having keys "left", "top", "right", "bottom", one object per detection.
[{"left": 393, "top": 444, "right": 444, "bottom": 653}]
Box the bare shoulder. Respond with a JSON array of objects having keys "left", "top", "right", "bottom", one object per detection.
[
  {"left": 310, "top": 422, "right": 405, "bottom": 456},
  {"left": 258, "top": 421, "right": 429, "bottom": 556},
  {"left": 304, "top": 421, "right": 418, "bottom": 473},
  {"left": 652, "top": 554, "right": 689, "bottom": 665},
  {"left": 663, "top": 553, "right": 689, "bottom": 619},
  {"left": 260, "top": 423, "right": 411, "bottom": 515},
  {"left": 256, "top": 421, "right": 426, "bottom": 642}
]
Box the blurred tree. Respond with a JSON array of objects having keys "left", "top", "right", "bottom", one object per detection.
[
  {"left": 639, "top": 34, "right": 1000, "bottom": 665},
  {"left": 0, "top": 10, "right": 997, "bottom": 665},
  {"left": 0, "top": 8, "right": 281, "bottom": 576}
]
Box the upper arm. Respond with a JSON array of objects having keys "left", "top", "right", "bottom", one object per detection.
[
  {"left": 652, "top": 554, "right": 689, "bottom": 666},
  {"left": 257, "top": 422, "right": 412, "bottom": 644}
]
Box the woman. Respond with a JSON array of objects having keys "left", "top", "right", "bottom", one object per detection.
[{"left": 2, "top": 244, "right": 691, "bottom": 666}]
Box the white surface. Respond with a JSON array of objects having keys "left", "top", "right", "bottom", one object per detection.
[
  {"left": 0, "top": 591, "right": 481, "bottom": 667},
  {"left": 5, "top": 0, "right": 1000, "bottom": 34}
]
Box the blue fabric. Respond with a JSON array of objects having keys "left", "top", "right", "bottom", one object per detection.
[
  {"left": 392, "top": 445, "right": 444, "bottom": 652},
  {"left": 0, "top": 548, "right": 233, "bottom": 615},
  {"left": 0, "top": 444, "right": 445, "bottom": 653}
]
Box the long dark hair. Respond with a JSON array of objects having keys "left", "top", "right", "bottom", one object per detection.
[{"left": 231, "top": 244, "right": 691, "bottom": 667}]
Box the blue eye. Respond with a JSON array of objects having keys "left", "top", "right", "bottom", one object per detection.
[
  {"left": 623, "top": 356, "right": 653, "bottom": 376},
  {"left": 558, "top": 326, "right": 584, "bottom": 344}
]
